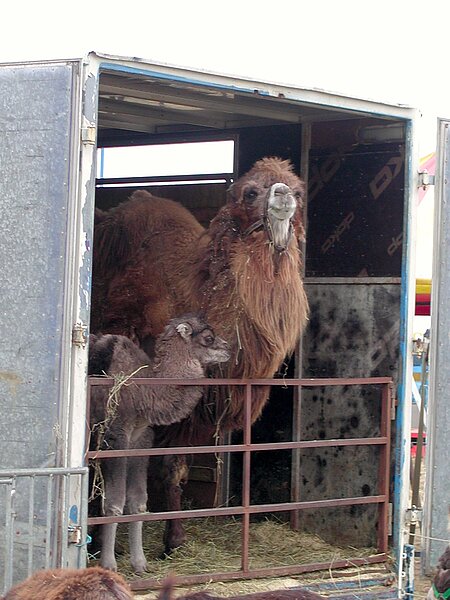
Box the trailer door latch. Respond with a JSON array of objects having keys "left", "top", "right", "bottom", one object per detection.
[
  {"left": 405, "top": 506, "right": 423, "bottom": 526},
  {"left": 418, "top": 171, "right": 435, "bottom": 189},
  {"left": 81, "top": 126, "right": 96, "bottom": 145},
  {"left": 72, "top": 322, "right": 88, "bottom": 347}
]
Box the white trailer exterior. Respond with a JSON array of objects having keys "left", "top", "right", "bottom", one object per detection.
[{"left": 1, "top": 52, "right": 444, "bottom": 596}]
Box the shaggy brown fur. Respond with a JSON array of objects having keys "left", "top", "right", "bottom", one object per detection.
[
  {"left": 157, "top": 577, "right": 325, "bottom": 600},
  {"left": 1, "top": 566, "right": 132, "bottom": 600},
  {"left": 91, "top": 157, "right": 309, "bottom": 553},
  {"left": 91, "top": 157, "right": 308, "bottom": 430},
  {"left": 428, "top": 546, "right": 450, "bottom": 600}
]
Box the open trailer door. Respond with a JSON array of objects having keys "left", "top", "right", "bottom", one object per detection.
[
  {"left": 422, "top": 118, "right": 450, "bottom": 572},
  {"left": 0, "top": 59, "right": 95, "bottom": 589}
]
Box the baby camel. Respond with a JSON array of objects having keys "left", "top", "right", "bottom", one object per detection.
[{"left": 88, "top": 314, "right": 230, "bottom": 573}]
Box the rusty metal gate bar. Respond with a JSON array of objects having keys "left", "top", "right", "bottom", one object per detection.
[
  {"left": 87, "top": 377, "right": 392, "bottom": 590},
  {"left": 0, "top": 467, "right": 89, "bottom": 595}
]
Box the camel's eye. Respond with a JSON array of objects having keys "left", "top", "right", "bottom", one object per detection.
[
  {"left": 294, "top": 191, "right": 303, "bottom": 200},
  {"left": 202, "top": 333, "right": 214, "bottom": 346},
  {"left": 244, "top": 188, "right": 258, "bottom": 202}
]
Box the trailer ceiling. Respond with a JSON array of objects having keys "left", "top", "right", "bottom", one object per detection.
[{"left": 97, "top": 70, "right": 387, "bottom": 146}]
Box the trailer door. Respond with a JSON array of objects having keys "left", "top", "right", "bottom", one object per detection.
[
  {"left": 0, "top": 59, "right": 94, "bottom": 588},
  {"left": 422, "top": 118, "right": 450, "bottom": 572}
]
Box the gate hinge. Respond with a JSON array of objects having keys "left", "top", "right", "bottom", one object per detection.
[
  {"left": 72, "top": 322, "right": 88, "bottom": 347},
  {"left": 405, "top": 505, "right": 423, "bottom": 526},
  {"left": 418, "top": 171, "right": 435, "bottom": 188},
  {"left": 81, "top": 126, "right": 96, "bottom": 145},
  {"left": 388, "top": 503, "right": 393, "bottom": 536}
]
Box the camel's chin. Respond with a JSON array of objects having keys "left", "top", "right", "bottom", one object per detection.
[
  {"left": 268, "top": 207, "right": 295, "bottom": 220},
  {"left": 267, "top": 217, "right": 293, "bottom": 249}
]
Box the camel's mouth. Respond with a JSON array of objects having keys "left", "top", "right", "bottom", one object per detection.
[
  {"left": 262, "top": 182, "right": 296, "bottom": 251},
  {"left": 241, "top": 182, "right": 297, "bottom": 252},
  {"left": 267, "top": 183, "right": 297, "bottom": 221}
]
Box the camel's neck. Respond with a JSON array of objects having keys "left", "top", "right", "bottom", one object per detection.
[
  {"left": 152, "top": 357, "right": 204, "bottom": 379},
  {"left": 193, "top": 234, "right": 307, "bottom": 428},
  {"left": 138, "top": 352, "right": 205, "bottom": 427}
]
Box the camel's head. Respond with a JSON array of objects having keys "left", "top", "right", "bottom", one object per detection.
[
  {"left": 163, "top": 314, "right": 231, "bottom": 367},
  {"left": 429, "top": 547, "right": 450, "bottom": 600},
  {"left": 226, "top": 157, "right": 306, "bottom": 251}
]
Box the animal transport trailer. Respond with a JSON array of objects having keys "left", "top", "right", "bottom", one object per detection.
[{"left": 0, "top": 52, "right": 444, "bottom": 595}]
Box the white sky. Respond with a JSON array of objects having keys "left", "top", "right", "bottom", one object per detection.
[
  {"left": 2, "top": 0, "right": 449, "bottom": 118},
  {"left": 99, "top": 141, "right": 235, "bottom": 178},
  {"left": 1, "top": 0, "right": 444, "bottom": 292}
]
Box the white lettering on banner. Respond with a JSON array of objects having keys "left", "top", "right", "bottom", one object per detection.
[
  {"left": 321, "top": 211, "right": 355, "bottom": 254},
  {"left": 369, "top": 151, "right": 404, "bottom": 200}
]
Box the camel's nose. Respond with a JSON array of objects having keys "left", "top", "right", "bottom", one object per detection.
[
  {"left": 268, "top": 183, "right": 296, "bottom": 219},
  {"left": 273, "top": 183, "right": 291, "bottom": 197}
]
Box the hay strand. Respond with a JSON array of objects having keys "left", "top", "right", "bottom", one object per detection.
[{"left": 89, "top": 516, "right": 382, "bottom": 587}]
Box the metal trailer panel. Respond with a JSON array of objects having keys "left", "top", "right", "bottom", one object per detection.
[
  {"left": 298, "top": 281, "right": 401, "bottom": 547},
  {"left": 0, "top": 62, "right": 76, "bottom": 469},
  {"left": 0, "top": 61, "right": 90, "bottom": 587},
  {"left": 392, "top": 118, "right": 420, "bottom": 596},
  {"left": 92, "top": 51, "right": 415, "bottom": 120},
  {"left": 422, "top": 119, "right": 450, "bottom": 571}
]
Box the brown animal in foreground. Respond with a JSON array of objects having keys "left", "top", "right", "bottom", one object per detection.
[
  {"left": 157, "top": 577, "right": 325, "bottom": 600},
  {"left": 91, "top": 157, "right": 309, "bottom": 554},
  {"left": 1, "top": 566, "right": 132, "bottom": 600},
  {"left": 89, "top": 315, "right": 230, "bottom": 573},
  {"left": 427, "top": 545, "right": 450, "bottom": 600}
]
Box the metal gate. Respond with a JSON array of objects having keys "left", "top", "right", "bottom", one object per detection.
[
  {"left": 87, "top": 375, "right": 393, "bottom": 591},
  {"left": 0, "top": 467, "right": 89, "bottom": 595}
]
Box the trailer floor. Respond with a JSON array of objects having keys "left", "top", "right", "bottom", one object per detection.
[
  {"left": 134, "top": 565, "right": 399, "bottom": 599},
  {"left": 133, "top": 556, "right": 433, "bottom": 599}
]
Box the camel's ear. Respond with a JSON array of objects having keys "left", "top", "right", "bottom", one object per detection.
[
  {"left": 176, "top": 322, "right": 193, "bottom": 340},
  {"left": 227, "top": 182, "right": 238, "bottom": 201}
]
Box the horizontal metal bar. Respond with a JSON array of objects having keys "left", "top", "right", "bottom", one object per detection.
[
  {"left": 88, "top": 376, "right": 393, "bottom": 386},
  {"left": 304, "top": 277, "right": 401, "bottom": 285},
  {"left": 87, "top": 436, "right": 388, "bottom": 459},
  {"left": 96, "top": 172, "right": 233, "bottom": 185},
  {"left": 128, "top": 554, "right": 389, "bottom": 591},
  {"left": 88, "top": 494, "right": 386, "bottom": 525},
  {"left": 0, "top": 467, "right": 89, "bottom": 478},
  {"left": 306, "top": 576, "right": 392, "bottom": 591}
]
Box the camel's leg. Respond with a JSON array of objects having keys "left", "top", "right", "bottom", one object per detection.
[
  {"left": 126, "top": 426, "right": 154, "bottom": 574},
  {"left": 161, "top": 454, "right": 190, "bottom": 556},
  {"left": 100, "top": 430, "right": 129, "bottom": 571}
]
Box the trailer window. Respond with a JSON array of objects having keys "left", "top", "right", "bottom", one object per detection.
[{"left": 97, "top": 140, "right": 234, "bottom": 180}]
